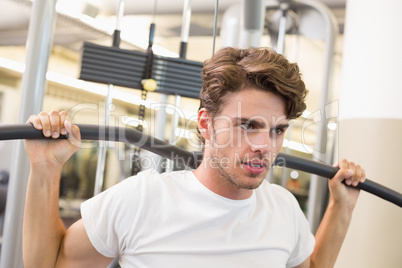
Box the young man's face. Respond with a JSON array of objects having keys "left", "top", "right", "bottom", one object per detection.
[{"left": 204, "top": 88, "right": 289, "bottom": 192}]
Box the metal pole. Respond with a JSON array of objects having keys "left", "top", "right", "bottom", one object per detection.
[
  {"left": 93, "top": 0, "right": 124, "bottom": 195},
  {"left": 239, "top": 0, "right": 264, "bottom": 48},
  {"left": 166, "top": 95, "right": 181, "bottom": 172},
  {"left": 94, "top": 84, "right": 114, "bottom": 195},
  {"left": 152, "top": 94, "right": 168, "bottom": 173},
  {"left": 179, "top": 0, "right": 191, "bottom": 58},
  {"left": 293, "top": 0, "right": 339, "bottom": 233},
  {"left": 212, "top": 0, "right": 219, "bottom": 54},
  {"left": 166, "top": 0, "right": 191, "bottom": 173},
  {"left": 276, "top": 1, "right": 290, "bottom": 185},
  {"left": 276, "top": 2, "right": 290, "bottom": 54},
  {"left": 0, "top": 0, "right": 57, "bottom": 267}
]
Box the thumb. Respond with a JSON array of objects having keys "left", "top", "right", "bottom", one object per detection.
[{"left": 65, "top": 121, "right": 81, "bottom": 149}]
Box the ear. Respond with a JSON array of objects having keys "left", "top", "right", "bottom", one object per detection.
[{"left": 197, "top": 108, "right": 212, "bottom": 141}]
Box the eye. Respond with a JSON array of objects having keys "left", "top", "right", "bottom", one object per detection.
[
  {"left": 271, "top": 127, "right": 284, "bottom": 135},
  {"left": 240, "top": 122, "right": 255, "bottom": 130}
]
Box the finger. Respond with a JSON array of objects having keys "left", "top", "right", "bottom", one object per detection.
[
  {"left": 345, "top": 161, "right": 356, "bottom": 185},
  {"left": 48, "top": 110, "right": 61, "bottom": 139},
  {"left": 59, "top": 111, "right": 69, "bottom": 135},
  {"left": 333, "top": 159, "right": 354, "bottom": 186},
  {"left": 38, "top": 111, "right": 52, "bottom": 137},
  {"left": 338, "top": 158, "right": 349, "bottom": 170},
  {"left": 361, "top": 168, "right": 366, "bottom": 183},
  {"left": 351, "top": 164, "right": 361, "bottom": 186},
  {"left": 64, "top": 121, "right": 81, "bottom": 148},
  {"left": 26, "top": 115, "right": 43, "bottom": 130}
]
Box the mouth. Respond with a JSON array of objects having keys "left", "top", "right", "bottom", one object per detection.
[
  {"left": 241, "top": 161, "right": 268, "bottom": 175},
  {"left": 243, "top": 162, "right": 266, "bottom": 168}
]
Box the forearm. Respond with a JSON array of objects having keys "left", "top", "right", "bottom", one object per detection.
[
  {"left": 310, "top": 201, "right": 353, "bottom": 268},
  {"left": 23, "top": 165, "right": 66, "bottom": 268}
]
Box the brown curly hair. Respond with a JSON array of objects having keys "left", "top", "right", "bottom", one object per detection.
[{"left": 198, "top": 47, "right": 308, "bottom": 145}]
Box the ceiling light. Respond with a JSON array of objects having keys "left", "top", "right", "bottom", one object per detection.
[
  {"left": 290, "top": 170, "right": 299, "bottom": 179},
  {"left": 327, "top": 121, "right": 337, "bottom": 131}
]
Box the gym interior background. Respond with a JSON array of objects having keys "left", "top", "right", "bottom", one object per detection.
[{"left": 0, "top": 0, "right": 401, "bottom": 267}]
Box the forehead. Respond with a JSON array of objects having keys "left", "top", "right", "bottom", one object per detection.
[{"left": 218, "top": 88, "right": 287, "bottom": 120}]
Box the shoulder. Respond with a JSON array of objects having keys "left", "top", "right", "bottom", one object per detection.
[
  {"left": 258, "top": 180, "right": 297, "bottom": 201},
  {"left": 255, "top": 180, "right": 301, "bottom": 212},
  {"left": 107, "top": 169, "right": 173, "bottom": 190},
  {"left": 108, "top": 169, "right": 194, "bottom": 199},
  {"left": 86, "top": 169, "right": 193, "bottom": 202},
  {"left": 81, "top": 169, "right": 163, "bottom": 211},
  {"left": 135, "top": 169, "right": 193, "bottom": 187}
]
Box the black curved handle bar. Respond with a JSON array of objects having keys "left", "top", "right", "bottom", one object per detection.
[{"left": 1, "top": 123, "right": 401, "bottom": 208}]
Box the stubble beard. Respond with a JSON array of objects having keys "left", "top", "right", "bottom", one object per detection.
[{"left": 209, "top": 146, "right": 267, "bottom": 190}]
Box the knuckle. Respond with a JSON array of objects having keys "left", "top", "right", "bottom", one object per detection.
[
  {"left": 49, "top": 110, "right": 59, "bottom": 116},
  {"left": 51, "top": 122, "right": 60, "bottom": 128},
  {"left": 26, "top": 115, "right": 35, "bottom": 122},
  {"left": 337, "top": 168, "right": 347, "bottom": 177},
  {"left": 339, "top": 158, "right": 348, "bottom": 168},
  {"left": 342, "top": 169, "right": 350, "bottom": 176}
]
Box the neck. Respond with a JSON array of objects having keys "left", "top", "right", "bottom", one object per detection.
[{"left": 193, "top": 159, "right": 253, "bottom": 200}]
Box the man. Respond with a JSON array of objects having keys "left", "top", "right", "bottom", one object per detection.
[{"left": 23, "top": 47, "right": 365, "bottom": 267}]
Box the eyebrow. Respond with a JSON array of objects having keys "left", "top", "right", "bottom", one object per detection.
[
  {"left": 234, "top": 117, "right": 289, "bottom": 130},
  {"left": 273, "top": 123, "right": 290, "bottom": 130}
]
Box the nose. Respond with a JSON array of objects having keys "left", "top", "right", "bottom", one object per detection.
[{"left": 248, "top": 131, "right": 272, "bottom": 155}]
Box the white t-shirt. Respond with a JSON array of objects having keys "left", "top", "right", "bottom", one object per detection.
[{"left": 81, "top": 169, "right": 315, "bottom": 267}]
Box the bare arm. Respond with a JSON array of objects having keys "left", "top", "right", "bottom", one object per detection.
[
  {"left": 23, "top": 111, "right": 113, "bottom": 267},
  {"left": 56, "top": 219, "right": 114, "bottom": 267},
  {"left": 309, "top": 159, "right": 366, "bottom": 268}
]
